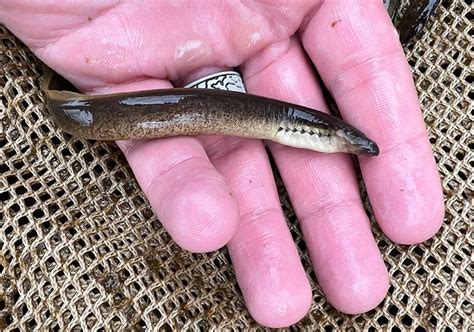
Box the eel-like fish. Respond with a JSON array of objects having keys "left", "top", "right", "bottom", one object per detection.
[{"left": 42, "top": 70, "right": 379, "bottom": 156}]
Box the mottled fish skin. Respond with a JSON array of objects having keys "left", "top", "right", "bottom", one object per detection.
[{"left": 42, "top": 69, "right": 379, "bottom": 156}]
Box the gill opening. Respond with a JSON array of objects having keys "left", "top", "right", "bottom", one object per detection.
[{"left": 277, "top": 126, "right": 331, "bottom": 138}]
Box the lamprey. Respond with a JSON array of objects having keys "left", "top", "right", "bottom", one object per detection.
[{"left": 42, "top": 70, "right": 379, "bottom": 156}]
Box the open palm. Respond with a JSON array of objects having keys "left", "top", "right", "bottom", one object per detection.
[{"left": 0, "top": 0, "right": 444, "bottom": 327}]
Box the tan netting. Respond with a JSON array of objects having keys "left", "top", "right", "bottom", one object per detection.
[{"left": 0, "top": 1, "right": 472, "bottom": 330}]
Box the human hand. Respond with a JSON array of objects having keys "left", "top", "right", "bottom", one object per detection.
[{"left": 0, "top": 0, "right": 444, "bottom": 327}]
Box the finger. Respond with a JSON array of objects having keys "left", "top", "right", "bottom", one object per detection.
[
  {"left": 94, "top": 79, "right": 240, "bottom": 253},
  {"left": 202, "top": 136, "right": 312, "bottom": 328},
  {"left": 242, "top": 38, "right": 389, "bottom": 314},
  {"left": 301, "top": 1, "right": 444, "bottom": 244},
  {"left": 191, "top": 69, "right": 311, "bottom": 328}
]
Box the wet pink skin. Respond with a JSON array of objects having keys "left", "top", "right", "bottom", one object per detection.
[{"left": 0, "top": 0, "right": 444, "bottom": 327}]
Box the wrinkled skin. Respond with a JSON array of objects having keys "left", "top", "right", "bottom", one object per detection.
[{"left": 0, "top": 0, "right": 444, "bottom": 328}]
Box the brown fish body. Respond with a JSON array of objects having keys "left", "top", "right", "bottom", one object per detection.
[
  {"left": 43, "top": 70, "right": 379, "bottom": 156},
  {"left": 47, "top": 89, "right": 280, "bottom": 140}
]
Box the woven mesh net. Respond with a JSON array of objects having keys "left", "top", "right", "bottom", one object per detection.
[{"left": 0, "top": 1, "right": 472, "bottom": 330}]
